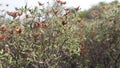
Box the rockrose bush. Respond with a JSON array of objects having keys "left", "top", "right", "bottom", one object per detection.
[{"left": 0, "top": 0, "right": 81, "bottom": 68}]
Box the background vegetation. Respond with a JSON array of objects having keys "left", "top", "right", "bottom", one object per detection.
[{"left": 0, "top": 0, "right": 120, "bottom": 68}]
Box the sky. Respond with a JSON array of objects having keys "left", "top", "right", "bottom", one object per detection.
[{"left": 0, "top": 0, "right": 119, "bottom": 11}]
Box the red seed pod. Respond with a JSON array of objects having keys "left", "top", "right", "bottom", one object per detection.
[
  {"left": 0, "top": 26, "right": 7, "bottom": 32},
  {"left": 56, "top": 0, "right": 61, "bottom": 3},
  {"left": 64, "top": 8, "right": 69, "bottom": 11},
  {"left": 40, "top": 23, "right": 49, "bottom": 28},
  {"left": 75, "top": 6, "right": 80, "bottom": 11},
  {"left": 17, "top": 12, "right": 22, "bottom": 16},
  {"left": 62, "top": 21, "right": 67, "bottom": 25},
  {"left": 77, "top": 18, "right": 82, "bottom": 23},
  {"left": 79, "top": 24, "right": 84, "bottom": 28},
  {"left": 0, "top": 34, "right": 7, "bottom": 41},
  {"left": 53, "top": 10, "right": 58, "bottom": 15},
  {"left": 7, "top": 11, "right": 19, "bottom": 18},
  {"left": 26, "top": 14, "right": 29, "bottom": 18},
  {"left": 15, "top": 28, "right": 22, "bottom": 34},
  {"left": 38, "top": 1, "right": 44, "bottom": 6},
  {"left": 34, "top": 22, "right": 40, "bottom": 28},
  {"left": 66, "top": 10, "right": 71, "bottom": 15},
  {"left": 60, "top": 1, "right": 66, "bottom": 5},
  {"left": 32, "top": 33, "right": 39, "bottom": 38}
]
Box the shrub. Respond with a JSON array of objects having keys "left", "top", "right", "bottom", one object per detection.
[{"left": 0, "top": 0, "right": 120, "bottom": 68}]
